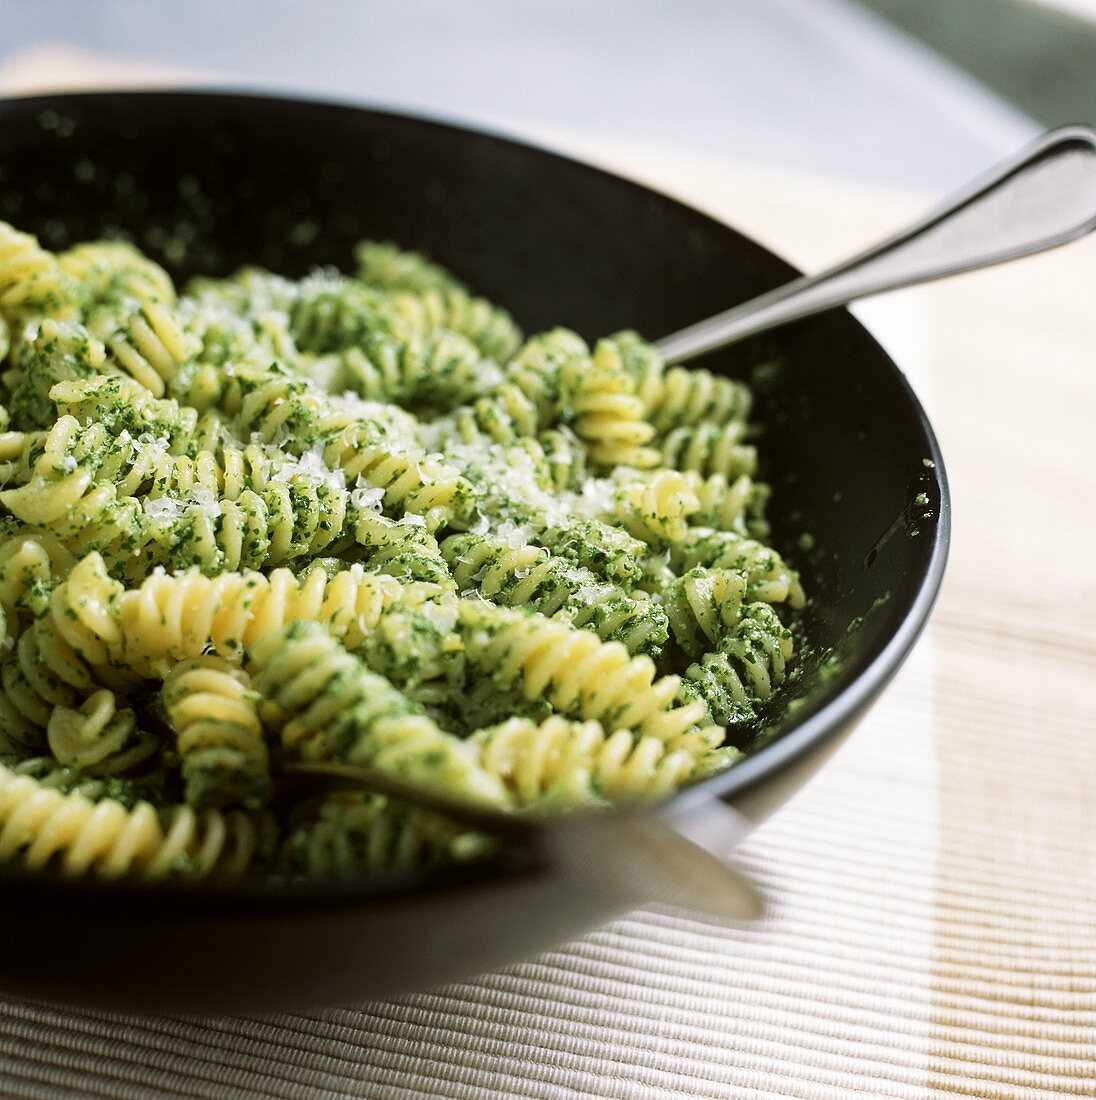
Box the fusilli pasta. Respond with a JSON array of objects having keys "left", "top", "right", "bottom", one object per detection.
[
  {"left": 0, "top": 761, "right": 271, "bottom": 879},
  {"left": 162, "top": 657, "right": 269, "bottom": 810},
  {"left": 251, "top": 622, "right": 507, "bottom": 806},
  {"left": 279, "top": 791, "right": 491, "bottom": 876},
  {"left": 472, "top": 715, "right": 738, "bottom": 807},
  {"left": 0, "top": 225, "right": 806, "bottom": 882}
]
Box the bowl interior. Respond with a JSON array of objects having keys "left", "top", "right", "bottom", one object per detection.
[{"left": 0, "top": 89, "right": 947, "bottom": 834}]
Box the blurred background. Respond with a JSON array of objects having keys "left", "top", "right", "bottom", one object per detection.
[{"left": 2, "top": 0, "right": 1094, "bottom": 195}]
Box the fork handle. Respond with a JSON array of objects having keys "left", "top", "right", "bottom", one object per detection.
[
  {"left": 656, "top": 125, "right": 1096, "bottom": 365},
  {"left": 546, "top": 796, "right": 764, "bottom": 920}
]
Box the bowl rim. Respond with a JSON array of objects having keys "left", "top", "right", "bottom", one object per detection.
[{"left": 0, "top": 87, "right": 950, "bottom": 909}]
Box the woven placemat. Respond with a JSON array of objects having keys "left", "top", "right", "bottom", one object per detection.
[{"left": 1, "top": 48, "right": 1094, "bottom": 1099}]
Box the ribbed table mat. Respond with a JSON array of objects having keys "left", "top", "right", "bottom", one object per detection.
[
  {"left": 1, "top": 47, "right": 1094, "bottom": 1099},
  {"left": 0, "top": 666, "right": 941, "bottom": 1100}
]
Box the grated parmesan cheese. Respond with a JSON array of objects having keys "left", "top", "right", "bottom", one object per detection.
[{"left": 350, "top": 485, "right": 385, "bottom": 511}]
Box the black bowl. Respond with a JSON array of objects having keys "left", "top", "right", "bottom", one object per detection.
[{"left": 0, "top": 90, "right": 948, "bottom": 1012}]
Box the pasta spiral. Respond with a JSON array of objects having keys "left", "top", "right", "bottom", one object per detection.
[
  {"left": 221, "top": 362, "right": 470, "bottom": 530},
  {"left": 0, "top": 441, "right": 145, "bottom": 562},
  {"left": 0, "top": 431, "right": 36, "bottom": 491},
  {"left": 6, "top": 319, "right": 108, "bottom": 431},
  {"left": 280, "top": 792, "right": 490, "bottom": 876},
  {"left": 660, "top": 421, "right": 758, "bottom": 481},
  {"left": 320, "top": 427, "right": 472, "bottom": 532},
  {"left": 352, "top": 511, "right": 451, "bottom": 585},
  {"left": 250, "top": 622, "right": 507, "bottom": 806},
  {"left": 506, "top": 328, "right": 589, "bottom": 424},
  {"left": 563, "top": 337, "right": 659, "bottom": 470},
  {"left": 59, "top": 240, "right": 176, "bottom": 308},
  {"left": 2, "top": 754, "right": 165, "bottom": 805},
  {"left": 109, "top": 433, "right": 319, "bottom": 510},
  {"left": 334, "top": 328, "right": 485, "bottom": 408},
  {"left": 680, "top": 603, "right": 795, "bottom": 725},
  {"left": 162, "top": 657, "right": 269, "bottom": 810},
  {"left": 613, "top": 470, "right": 700, "bottom": 545},
  {"left": 442, "top": 532, "right": 669, "bottom": 657},
  {"left": 0, "top": 674, "right": 46, "bottom": 754},
  {"left": 147, "top": 482, "right": 348, "bottom": 576},
  {"left": 688, "top": 471, "right": 770, "bottom": 537},
  {"left": 537, "top": 518, "right": 647, "bottom": 588},
  {"left": 0, "top": 223, "right": 78, "bottom": 322},
  {"left": 458, "top": 602, "right": 708, "bottom": 744},
  {"left": 445, "top": 383, "right": 540, "bottom": 446},
  {"left": 664, "top": 567, "right": 749, "bottom": 658},
  {"left": 354, "top": 240, "right": 465, "bottom": 294},
  {"left": 117, "top": 563, "right": 402, "bottom": 676},
  {"left": 531, "top": 428, "right": 588, "bottom": 493},
  {"left": 13, "top": 421, "right": 350, "bottom": 573},
  {"left": 0, "top": 553, "right": 132, "bottom": 741},
  {"left": 670, "top": 528, "right": 806, "bottom": 608},
  {"left": 101, "top": 298, "right": 201, "bottom": 397},
  {"left": 0, "top": 762, "right": 269, "bottom": 879},
  {"left": 388, "top": 286, "right": 522, "bottom": 362},
  {"left": 600, "top": 329, "right": 664, "bottom": 414},
  {"left": 0, "top": 524, "right": 76, "bottom": 629},
  {"left": 472, "top": 715, "right": 735, "bottom": 807},
  {"left": 288, "top": 273, "right": 397, "bottom": 354},
  {"left": 645, "top": 364, "right": 752, "bottom": 434},
  {"left": 47, "top": 690, "right": 159, "bottom": 776},
  {"left": 354, "top": 582, "right": 461, "bottom": 690},
  {"left": 49, "top": 374, "right": 200, "bottom": 451},
  {"left": 223, "top": 368, "right": 326, "bottom": 447}
]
